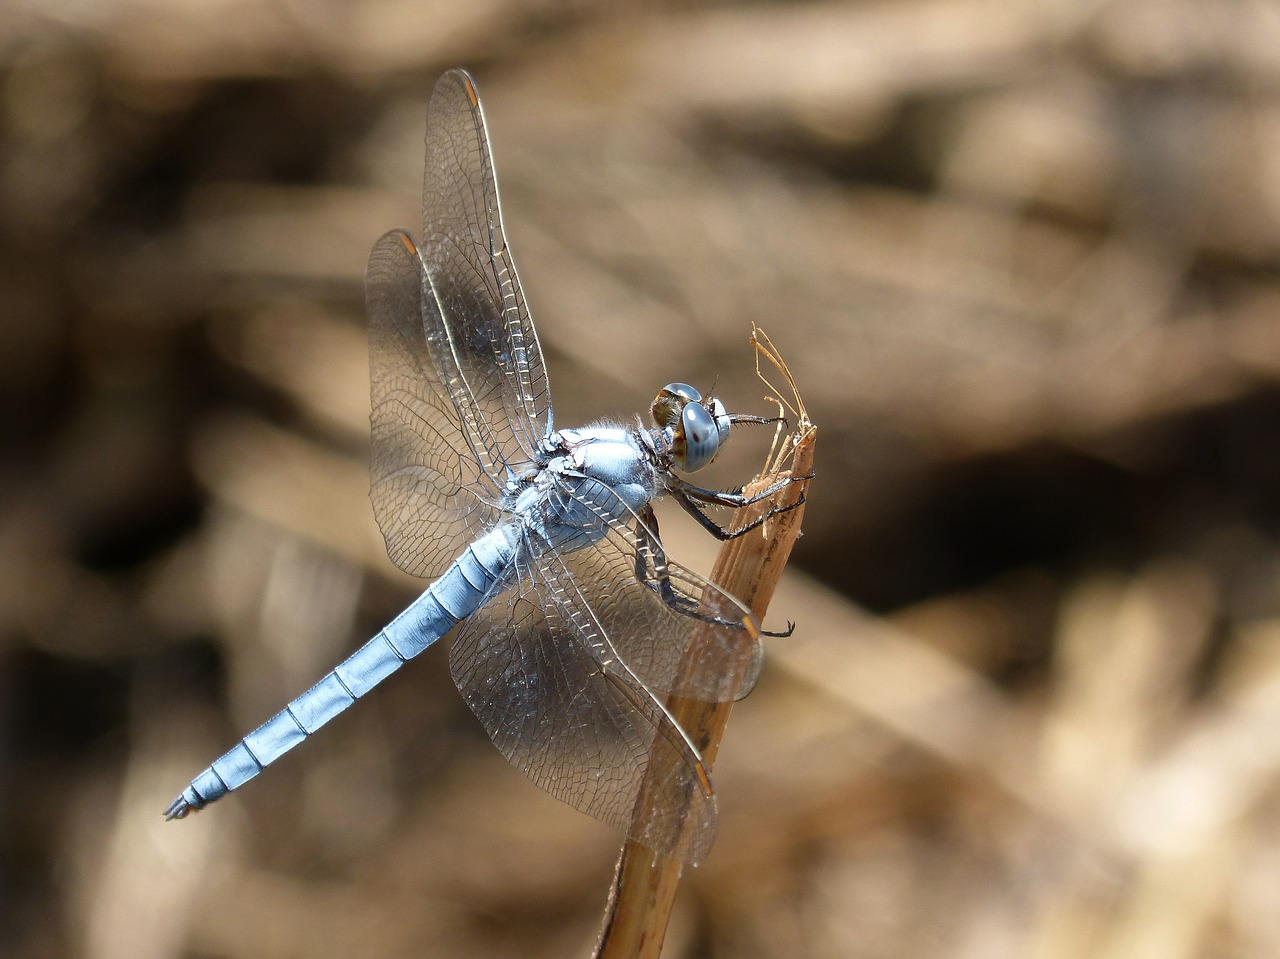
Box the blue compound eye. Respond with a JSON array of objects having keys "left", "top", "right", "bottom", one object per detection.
[{"left": 678, "top": 401, "right": 721, "bottom": 472}]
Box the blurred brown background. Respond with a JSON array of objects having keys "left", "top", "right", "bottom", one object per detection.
[{"left": 4, "top": 1, "right": 1280, "bottom": 957}]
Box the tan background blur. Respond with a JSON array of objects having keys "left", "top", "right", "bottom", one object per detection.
[{"left": 4, "top": 1, "right": 1280, "bottom": 957}]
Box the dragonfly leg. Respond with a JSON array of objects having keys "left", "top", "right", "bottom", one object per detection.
[
  {"left": 633, "top": 509, "right": 748, "bottom": 630},
  {"left": 726, "top": 412, "right": 785, "bottom": 428},
  {"left": 670, "top": 483, "right": 807, "bottom": 543},
  {"left": 677, "top": 471, "right": 812, "bottom": 511}
]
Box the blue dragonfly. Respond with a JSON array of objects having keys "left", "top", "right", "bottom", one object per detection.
[{"left": 166, "top": 68, "right": 798, "bottom": 863}]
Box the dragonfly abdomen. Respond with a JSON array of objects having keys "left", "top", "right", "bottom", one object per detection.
[{"left": 164, "top": 526, "right": 516, "bottom": 820}]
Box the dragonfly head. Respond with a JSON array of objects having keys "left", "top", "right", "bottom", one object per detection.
[{"left": 651, "top": 382, "right": 732, "bottom": 473}]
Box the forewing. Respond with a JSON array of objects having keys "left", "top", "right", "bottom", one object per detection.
[
  {"left": 420, "top": 68, "right": 552, "bottom": 478},
  {"left": 367, "top": 229, "right": 503, "bottom": 578},
  {"left": 448, "top": 561, "right": 722, "bottom": 863}
]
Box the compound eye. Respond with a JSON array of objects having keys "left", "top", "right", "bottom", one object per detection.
[
  {"left": 679, "top": 401, "right": 721, "bottom": 472},
  {"left": 651, "top": 382, "right": 702, "bottom": 427}
]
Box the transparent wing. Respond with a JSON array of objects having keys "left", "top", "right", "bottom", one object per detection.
[
  {"left": 448, "top": 490, "right": 762, "bottom": 863},
  {"left": 545, "top": 481, "right": 765, "bottom": 704},
  {"left": 449, "top": 563, "right": 720, "bottom": 863},
  {"left": 420, "top": 68, "right": 552, "bottom": 479},
  {"left": 367, "top": 229, "right": 503, "bottom": 578}
]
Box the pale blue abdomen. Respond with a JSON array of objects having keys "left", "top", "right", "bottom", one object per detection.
[{"left": 166, "top": 526, "right": 516, "bottom": 818}]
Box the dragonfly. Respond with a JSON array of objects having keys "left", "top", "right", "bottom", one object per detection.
[{"left": 166, "top": 68, "right": 799, "bottom": 863}]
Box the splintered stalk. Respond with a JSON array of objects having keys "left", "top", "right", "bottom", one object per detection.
[{"left": 594, "top": 327, "right": 816, "bottom": 959}]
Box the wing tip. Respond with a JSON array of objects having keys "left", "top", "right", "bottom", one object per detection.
[
  {"left": 458, "top": 71, "right": 480, "bottom": 107},
  {"left": 396, "top": 230, "right": 418, "bottom": 256}
]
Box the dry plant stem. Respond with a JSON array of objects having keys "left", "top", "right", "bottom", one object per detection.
[{"left": 594, "top": 424, "right": 815, "bottom": 959}]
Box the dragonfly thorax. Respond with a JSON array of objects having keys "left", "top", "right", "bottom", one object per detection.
[{"left": 650, "top": 383, "right": 731, "bottom": 473}]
